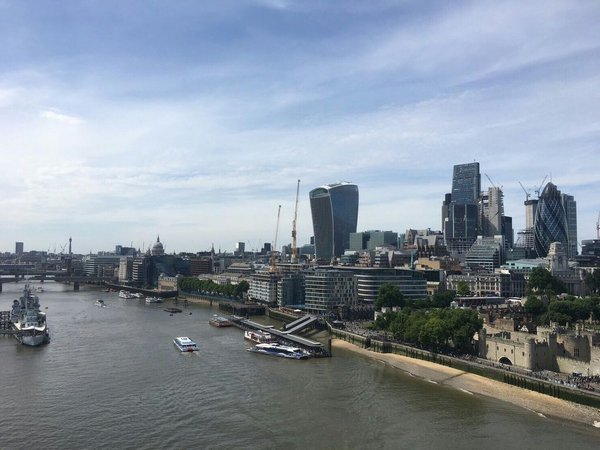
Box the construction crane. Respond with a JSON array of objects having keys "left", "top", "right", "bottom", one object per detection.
[
  {"left": 597, "top": 211, "right": 600, "bottom": 239},
  {"left": 270, "top": 205, "right": 281, "bottom": 272},
  {"left": 291, "top": 179, "right": 300, "bottom": 264},
  {"left": 518, "top": 181, "right": 531, "bottom": 202},
  {"left": 535, "top": 175, "right": 548, "bottom": 197},
  {"left": 484, "top": 173, "right": 496, "bottom": 188}
]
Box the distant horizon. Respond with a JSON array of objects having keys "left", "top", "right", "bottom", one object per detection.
[{"left": 1, "top": 1, "right": 598, "bottom": 253}]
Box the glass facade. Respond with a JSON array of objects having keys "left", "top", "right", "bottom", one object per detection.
[
  {"left": 451, "top": 162, "right": 480, "bottom": 204},
  {"left": 310, "top": 183, "right": 359, "bottom": 260},
  {"left": 534, "top": 183, "right": 568, "bottom": 257}
]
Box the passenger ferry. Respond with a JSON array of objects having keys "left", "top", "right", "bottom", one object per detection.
[
  {"left": 173, "top": 337, "right": 199, "bottom": 352},
  {"left": 244, "top": 329, "right": 276, "bottom": 344},
  {"left": 247, "top": 343, "right": 311, "bottom": 359},
  {"left": 118, "top": 290, "right": 135, "bottom": 299},
  {"left": 209, "top": 315, "right": 232, "bottom": 327}
]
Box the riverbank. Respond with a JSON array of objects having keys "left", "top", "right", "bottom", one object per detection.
[{"left": 333, "top": 339, "right": 600, "bottom": 429}]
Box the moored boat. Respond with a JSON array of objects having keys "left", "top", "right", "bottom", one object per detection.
[
  {"left": 247, "top": 343, "right": 310, "bottom": 359},
  {"left": 209, "top": 315, "right": 232, "bottom": 327},
  {"left": 244, "top": 329, "right": 276, "bottom": 344},
  {"left": 145, "top": 296, "right": 163, "bottom": 304},
  {"left": 10, "top": 284, "right": 50, "bottom": 346},
  {"left": 118, "top": 290, "right": 135, "bottom": 299},
  {"left": 173, "top": 336, "right": 199, "bottom": 352}
]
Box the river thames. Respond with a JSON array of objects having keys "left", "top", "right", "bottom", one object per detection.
[{"left": 0, "top": 282, "right": 598, "bottom": 449}]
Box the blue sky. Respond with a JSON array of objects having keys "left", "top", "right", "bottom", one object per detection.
[{"left": 1, "top": 0, "right": 599, "bottom": 254}]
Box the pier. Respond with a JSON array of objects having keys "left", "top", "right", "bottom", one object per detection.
[
  {"left": 0, "top": 311, "right": 17, "bottom": 336},
  {"left": 229, "top": 315, "right": 330, "bottom": 357}
]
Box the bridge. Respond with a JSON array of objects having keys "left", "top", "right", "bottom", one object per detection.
[{"left": 0, "top": 271, "right": 116, "bottom": 292}]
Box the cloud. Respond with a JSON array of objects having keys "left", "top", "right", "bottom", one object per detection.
[{"left": 39, "top": 109, "right": 84, "bottom": 125}]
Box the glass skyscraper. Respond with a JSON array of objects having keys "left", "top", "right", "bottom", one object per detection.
[
  {"left": 533, "top": 182, "right": 577, "bottom": 258},
  {"left": 443, "top": 162, "right": 481, "bottom": 253},
  {"left": 309, "top": 182, "right": 359, "bottom": 260}
]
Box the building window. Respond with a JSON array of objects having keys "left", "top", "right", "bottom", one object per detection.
[{"left": 574, "top": 348, "right": 580, "bottom": 357}]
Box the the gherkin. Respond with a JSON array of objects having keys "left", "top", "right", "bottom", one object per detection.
[{"left": 533, "top": 182, "right": 568, "bottom": 257}]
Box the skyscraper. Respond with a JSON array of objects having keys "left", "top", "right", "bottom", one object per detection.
[
  {"left": 310, "top": 182, "right": 359, "bottom": 260},
  {"left": 534, "top": 182, "right": 577, "bottom": 258},
  {"left": 442, "top": 162, "right": 481, "bottom": 253}
]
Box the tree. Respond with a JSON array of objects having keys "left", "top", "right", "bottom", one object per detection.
[
  {"left": 456, "top": 281, "right": 470, "bottom": 296},
  {"left": 527, "top": 267, "right": 566, "bottom": 295},
  {"left": 524, "top": 295, "right": 547, "bottom": 317},
  {"left": 375, "top": 284, "right": 405, "bottom": 309},
  {"left": 585, "top": 271, "right": 600, "bottom": 295}
]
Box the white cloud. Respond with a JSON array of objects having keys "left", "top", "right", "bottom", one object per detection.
[{"left": 39, "top": 109, "right": 84, "bottom": 125}]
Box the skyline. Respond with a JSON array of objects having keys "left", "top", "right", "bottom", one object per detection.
[{"left": 1, "top": 1, "right": 599, "bottom": 253}]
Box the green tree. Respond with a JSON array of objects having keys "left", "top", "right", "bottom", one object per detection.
[
  {"left": 585, "top": 271, "right": 600, "bottom": 295},
  {"left": 524, "top": 295, "right": 547, "bottom": 317},
  {"left": 528, "top": 267, "right": 566, "bottom": 295},
  {"left": 456, "top": 281, "right": 470, "bottom": 296},
  {"left": 375, "top": 284, "right": 405, "bottom": 309}
]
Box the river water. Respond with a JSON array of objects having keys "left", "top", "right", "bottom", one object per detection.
[{"left": 0, "top": 282, "right": 598, "bottom": 449}]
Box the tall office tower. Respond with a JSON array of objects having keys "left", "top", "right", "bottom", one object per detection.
[
  {"left": 534, "top": 182, "right": 577, "bottom": 258},
  {"left": 480, "top": 186, "right": 504, "bottom": 237},
  {"left": 15, "top": 242, "right": 24, "bottom": 256},
  {"left": 452, "top": 162, "right": 481, "bottom": 203},
  {"left": 310, "top": 182, "right": 359, "bottom": 260},
  {"left": 562, "top": 194, "right": 577, "bottom": 258},
  {"left": 442, "top": 163, "right": 481, "bottom": 253}
]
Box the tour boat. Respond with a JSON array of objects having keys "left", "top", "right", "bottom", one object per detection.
[
  {"left": 209, "top": 315, "right": 232, "bottom": 327},
  {"left": 247, "top": 343, "right": 310, "bottom": 359},
  {"left": 244, "top": 329, "right": 276, "bottom": 344},
  {"left": 173, "top": 337, "right": 199, "bottom": 352}
]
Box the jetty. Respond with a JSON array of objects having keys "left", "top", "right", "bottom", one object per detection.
[
  {"left": 0, "top": 311, "right": 17, "bottom": 336},
  {"left": 229, "top": 315, "right": 330, "bottom": 358}
]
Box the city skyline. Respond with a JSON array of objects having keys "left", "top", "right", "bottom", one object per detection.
[{"left": 1, "top": 1, "right": 599, "bottom": 253}]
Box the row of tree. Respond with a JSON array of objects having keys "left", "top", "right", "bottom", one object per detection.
[
  {"left": 524, "top": 294, "right": 600, "bottom": 326},
  {"left": 178, "top": 277, "right": 249, "bottom": 299},
  {"left": 373, "top": 284, "right": 482, "bottom": 353}
]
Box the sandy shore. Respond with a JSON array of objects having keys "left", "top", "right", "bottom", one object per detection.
[{"left": 333, "top": 339, "right": 600, "bottom": 429}]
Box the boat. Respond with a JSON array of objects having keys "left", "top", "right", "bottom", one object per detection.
[
  {"left": 10, "top": 284, "right": 50, "bottom": 346},
  {"left": 209, "top": 315, "right": 232, "bottom": 327},
  {"left": 95, "top": 299, "right": 106, "bottom": 307},
  {"left": 145, "top": 296, "right": 163, "bottom": 304},
  {"left": 247, "top": 343, "right": 310, "bottom": 360},
  {"left": 173, "top": 336, "right": 199, "bottom": 352},
  {"left": 118, "top": 290, "right": 135, "bottom": 299},
  {"left": 35, "top": 286, "right": 44, "bottom": 293},
  {"left": 244, "top": 329, "right": 276, "bottom": 343},
  {"left": 164, "top": 307, "right": 182, "bottom": 313},
  {"left": 132, "top": 292, "right": 144, "bottom": 298}
]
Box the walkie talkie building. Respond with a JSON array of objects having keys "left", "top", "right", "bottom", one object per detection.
[{"left": 309, "top": 182, "right": 359, "bottom": 260}]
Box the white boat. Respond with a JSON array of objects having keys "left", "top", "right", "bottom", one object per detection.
[
  {"left": 244, "top": 329, "right": 276, "bottom": 343},
  {"left": 10, "top": 284, "right": 50, "bottom": 346},
  {"left": 145, "top": 296, "right": 163, "bottom": 304},
  {"left": 173, "top": 336, "right": 199, "bottom": 352},
  {"left": 118, "top": 290, "right": 135, "bottom": 299},
  {"left": 209, "top": 315, "right": 232, "bottom": 327},
  {"left": 95, "top": 299, "right": 105, "bottom": 307},
  {"left": 247, "top": 343, "right": 311, "bottom": 359},
  {"left": 132, "top": 292, "right": 144, "bottom": 298}
]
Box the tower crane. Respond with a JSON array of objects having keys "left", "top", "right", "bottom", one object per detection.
[
  {"left": 484, "top": 173, "right": 496, "bottom": 188},
  {"left": 270, "top": 205, "right": 281, "bottom": 272},
  {"left": 291, "top": 179, "right": 300, "bottom": 264},
  {"left": 518, "top": 181, "right": 531, "bottom": 202},
  {"left": 597, "top": 211, "right": 600, "bottom": 239},
  {"left": 535, "top": 175, "right": 548, "bottom": 197}
]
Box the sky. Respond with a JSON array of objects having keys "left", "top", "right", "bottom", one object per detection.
[{"left": 1, "top": 0, "right": 599, "bottom": 254}]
